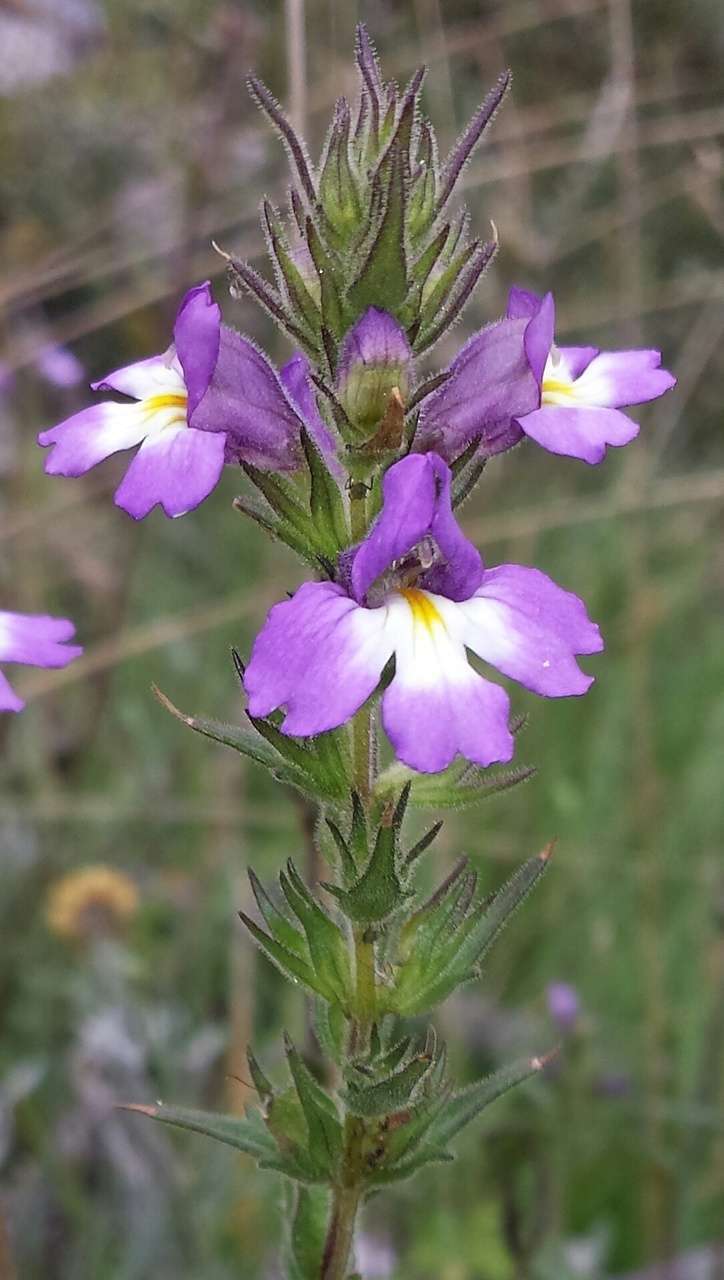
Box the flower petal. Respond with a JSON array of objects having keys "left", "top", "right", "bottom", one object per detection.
[
  {"left": 0, "top": 611, "right": 82, "bottom": 667},
  {"left": 91, "top": 353, "right": 185, "bottom": 398},
  {"left": 506, "top": 286, "right": 543, "bottom": 319},
  {"left": 337, "top": 307, "right": 412, "bottom": 383},
  {"left": 350, "top": 454, "right": 483, "bottom": 605},
  {"left": 350, "top": 454, "right": 437, "bottom": 603},
  {"left": 173, "top": 282, "right": 221, "bottom": 417},
  {"left": 244, "top": 581, "right": 394, "bottom": 735},
  {"left": 516, "top": 404, "right": 639, "bottom": 463},
  {"left": 380, "top": 592, "right": 514, "bottom": 773},
  {"left": 415, "top": 318, "right": 537, "bottom": 462},
  {"left": 189, "top": 329, "right": 302, "bottom": 472},
  {"left": 571, "top": 349, "right": 676, "bottom": 407},
  {"left": 38, "top": 402, "right": 150, "bottom": 476},
  {"left": 459, "top": 564, "right": 603, "bottom": 697},
  {"left": 556, "top": 345, "right": 599, "bottom": 380},
  {"left": 279, "top": 353, "right": 344, "bottom": 479},
  {"left": 114, "top": 426, "right": 226, "bottom": 519},
  {"left": 523, "top": 291, "right": 555, "bottom": 386},
  {"left": 0, "top": 671, "right": 24, "bottom": 713},
  {"left": 421, "top": 455, "right": 483, "bottom": 602}
]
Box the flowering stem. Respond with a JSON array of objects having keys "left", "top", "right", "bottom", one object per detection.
[{"left": 322, "top": 479, "right": 379, "bottom": 1278}]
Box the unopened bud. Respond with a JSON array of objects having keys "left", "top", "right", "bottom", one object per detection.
[{"left": 337, "top": 307, "right": 412, "bottom": 439}]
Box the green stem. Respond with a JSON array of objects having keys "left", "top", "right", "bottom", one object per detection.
[
  {"left": 322, "top": 485, "right": 376, "bottom": 1277},
  {"left": 321, "top": 1172, "right": 362, "bottom": 1280}
]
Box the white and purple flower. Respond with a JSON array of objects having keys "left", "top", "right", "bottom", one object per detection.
[
  {"left": 415, "top": 287, "right": 675, "bottom": 466},
  {"left": 38, "top": 283, "right": 313, "bottom": 519},
  {"left": 0, "top": 611, "right": 82, "bottom": 712},
  {"left": 244, "top": 452, "right": 603, "bottom": 774}
]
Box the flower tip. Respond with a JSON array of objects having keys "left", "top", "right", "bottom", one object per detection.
[{"left": 538, "top": 838, "right": 557, "bottom": 863}]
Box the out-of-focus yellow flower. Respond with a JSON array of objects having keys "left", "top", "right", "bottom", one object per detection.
[{"left": 45, "top": 865, "right": 139, "bottom": 941}]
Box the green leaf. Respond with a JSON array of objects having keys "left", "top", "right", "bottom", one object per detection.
[
  {"left": 404, "top": 820, "right": 443, "bottom": 868},
  {"left": 280, "top": 861, "right": 351, "bottom": 1003},
  {"left": 368, "top": 1142, "right": 454, "bottom": 1185},
  {"left": 397, "top": 845, "right": 553, "bottom": 1014},
  {"left": 239, "top": 911, "right": 335, "bottom": 1001},
  {"left": 314, "top": 999, "right": 347, "bottom": 1064},
  {"left": 289, "top": 1186, "right": 330, "bottom": 1279},
  {"left": 426, "top": 1056, "right": 546, "bottom": 1149},
  {"left": 231, "top": 491, "right": 323, "bottom": 568},
  {"left": 262, "top": 201, "right": 322, "bottom": 340},
  {"left": 248, "top": 714, "right": 347, "bottom": 801},
  {"left": 285, "top": 1035, "right": 343, "bottom": 1174},
  {"left": 152, "top": 686, "right": 281, "bottom": 771},
  {"left": 325, "top": 814, "right": 411, "bottom": 924},
  {"left": 246, "top": 1048, "right": 274, "bottom": 1106},
  {"left": 347, "top": 143, "right": 408, "bottom": 315},
  {"left": 305, "top": 216, "right": 345, "bottom": 340},
  {"left": 319, "top": 99, "right": 363, "bottom": 241},
  {"left": 300, "top": 425, "right": 349, "bottom": 554},
  {"left": 344, "top": 1053, "right": 432, "bottom": 1118},
  {"left": 119, "top": 1102, "right": 277, "bottom": 1160},
  {"left": 242, "top": 463, "right": 315, "bottom": 541},
  {"left": 248, "top": 870, "right": 308, "bottom": 959}
]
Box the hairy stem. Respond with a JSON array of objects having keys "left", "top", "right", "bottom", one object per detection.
[
  {"left": 321, "top": 1167, "right": 362, "bottom": 1280},
  {"left": 322, "top": 483, "right": 377, "bottom": 1278}
]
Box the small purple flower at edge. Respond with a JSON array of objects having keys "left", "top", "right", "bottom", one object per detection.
[
  {"left": 546, "top": 981, "right": 580, "bottom": 1032},
  {"left": 244, "top": 452, "right": 603, "bottom": 774},
  {"left": 415, "top": 287, "right": 675, "bottom": 465},
  {"left": 37, "top": 283, "right": 325, "bottom": 520},
  {"left": 0, "top": 611, "right": 82, "bottom": 712}
]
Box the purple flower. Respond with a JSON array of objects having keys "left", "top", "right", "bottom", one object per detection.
[
  {"left": 244, "top": 452, "right": 603, "bottom": 774},
  {"left": 415, "top": 315, "right": 540, "bottom": 462},
  {"left": 506, "top": 286, "right": 676, "bottom": 464},
  {"left": 0, "top": 611, "right": 82, "bottom": 712},
  {"left": 38, "top": 283, "right": 307, "bottom": 520},
  {"left": 546, "top": 981, "right": 580, "bottom": 1032},
  {"left": 415, "top": 288, "right": 675, "bottom": 466}
]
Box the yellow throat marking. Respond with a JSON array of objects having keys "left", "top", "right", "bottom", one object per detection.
[
  {"left": 143, "top": 392, "right": 188, "bottom": 413},
  {"left": 399, "top": 587, "right": 443, "bottom": 632},
  {"left": 541, "top": 374, "right": 576, "bottom": 404}
]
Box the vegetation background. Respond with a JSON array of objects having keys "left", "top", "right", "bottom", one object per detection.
[{"left": 1, "top": 0, "right": 723, "bottom": 1276}]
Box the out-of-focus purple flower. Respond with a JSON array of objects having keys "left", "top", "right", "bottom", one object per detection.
[
  {"left": 336, "top": 307, "right": 412, "bottom": 437},
  {"left": 0, "top": 611, "right": 82, "bottom": 712},
  {"left": 414, "top": 287, "right": 675, "bottom": 466},
  {"left": 546, "top": 981, "right": 580, "bottom": 1032},
  {"left": 36, "top": 344, "right": 85, "bottom": 389},
  {"left": 244, "top": 452, "right": 603, "bottom": 774},
  {"left": 38, "top": 283, "right": 308, "bottom": 520},
  {"left": 355, "top": 1233, "right": 396, "bottom": 1278},
  {"left": 506, "top": 286, "right": 676, "bottom": 464}
]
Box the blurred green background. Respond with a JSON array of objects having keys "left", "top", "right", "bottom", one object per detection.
[{"left": 2, "top": 1, "right": 724, "bottom": 1276}]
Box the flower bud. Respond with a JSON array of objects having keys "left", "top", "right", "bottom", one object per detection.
[{"left": 336, "top": 307, "right": 411, "bottom": 440}]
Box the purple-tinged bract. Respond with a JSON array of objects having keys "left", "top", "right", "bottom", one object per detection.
[
  {"left": 0, "top": 611, "right": 82, "bottom": 712},
  {"left": 244, "top": 452, "right": 603, "bottom": 774}
]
